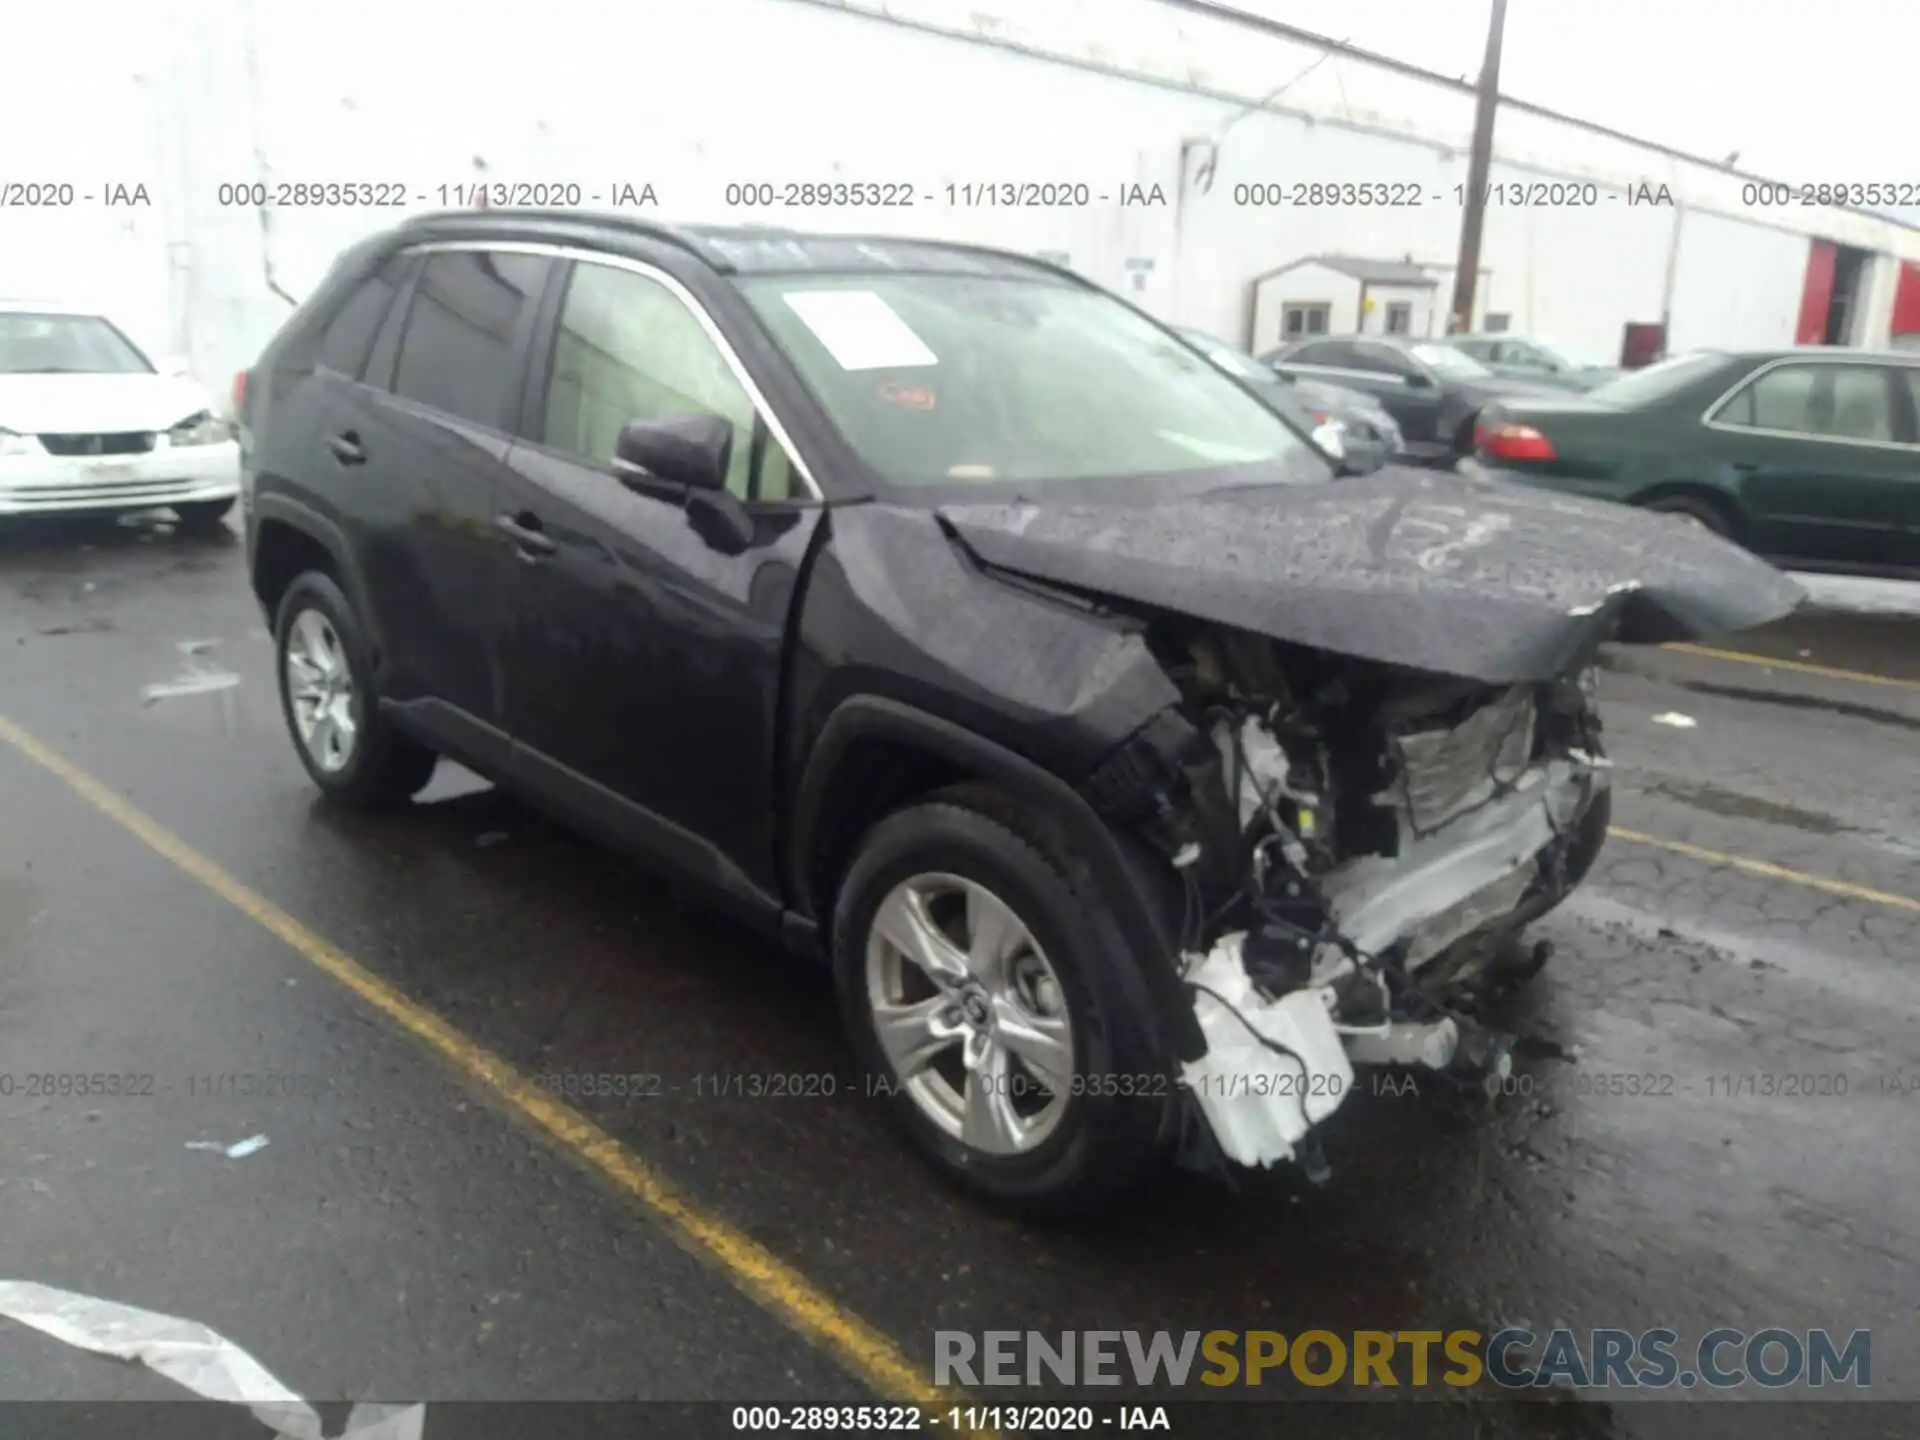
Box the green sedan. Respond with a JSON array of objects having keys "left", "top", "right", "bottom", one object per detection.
[{"left": 1473, "top": 348, "right": 1920, "bottom": 577}]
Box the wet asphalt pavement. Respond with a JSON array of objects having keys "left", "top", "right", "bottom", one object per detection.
[{"left": 0, "top": 511, "right": 1916, "bottom": 1438}]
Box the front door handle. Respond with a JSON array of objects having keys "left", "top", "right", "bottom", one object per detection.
[
  {"left": 326, "top": 432, "right": 366, "bottom": 465},
  {"left": 495, "top": 511, "right": 557, "bottom": 558}
]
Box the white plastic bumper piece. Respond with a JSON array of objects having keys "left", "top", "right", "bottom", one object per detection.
[{"left": 1180, "top": 933, "right": 1355, "bottom": 1169}]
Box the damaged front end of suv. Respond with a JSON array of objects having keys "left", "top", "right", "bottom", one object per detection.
[
  {"left": 940, "top": 470, "right": 1804, "bottom": 1181},
  {"left": 1082, "top": 622, "right": 1609, "bottom": 1175}
]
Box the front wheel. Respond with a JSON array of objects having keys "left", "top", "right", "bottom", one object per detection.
[
  {"left": 832, "top": 785, "right": 1170, "bottom": 1215},
  {"left": 273, "top": 571, "right": 438, "bottom": 806}
]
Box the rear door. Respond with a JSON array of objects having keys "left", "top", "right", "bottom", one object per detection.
[
  {"left": 346, "top": 247, "right": 554, "bottom": 754},
  {"left": 495, "top": 252, "right": 824, "bottom": 911},
  {"left": 1703, "top": 358, "right": 1918, "bottom": 570}
]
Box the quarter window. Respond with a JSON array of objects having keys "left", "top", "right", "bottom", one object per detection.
[
  {"left": 390, "top": 250, "right": 549, "bottom": 428},
  {"left": 1717, "top": 364, "right": 1895, "bottom": 442},
  {"left": 316, "top": 257, "right": 408, "bottom": 380},
  {"left": 541, "top": 261, "right": 790, "bottom": 500}
]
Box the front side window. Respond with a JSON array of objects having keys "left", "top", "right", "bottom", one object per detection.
[
  {"left": 1715, "top": 363, "right": 1895, "bottom": 441},
  {"left": 390, "top": 250, "right": 549, "bottom": 428},
  {"left": 1356, "top": 343, "right": 1420, "bottom": 378},
  {"left": 0, "top": 313, "right": 152, "bottom": 375},
  {"left": 1409, "top": 343, "right": 1489, "bottom": 377},
  {"left": 542, "top": 261, "right": 789, "bottom": 500},
  {"left": 745, "top": 274, "right": 1312, "bottom": 488}
]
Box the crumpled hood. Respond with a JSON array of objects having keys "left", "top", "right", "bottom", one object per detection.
[{"left": 939, "top": 468, "right": 1806, "bottom": 684}]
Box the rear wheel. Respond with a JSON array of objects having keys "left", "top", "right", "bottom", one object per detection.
[
  {"left": 274, "top": 571, "right": 438, "bottom": 806},
  {"left": 832, "top": 786, "right": 1169, "bottom": 1215},
  {"left": 1643, "top": 492, "right": 1734, "bottom": 538}
]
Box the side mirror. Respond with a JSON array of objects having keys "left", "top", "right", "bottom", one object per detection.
[
  {"left": 161, "top": 355, "right": 191, "bottom": 378},
  {"left": 614, "top": 414, "right": 732, "bottom": 492},
  {"left": 1403, "top": 370, "right": 1435, "bottom": 389},
  {"left": 1337, "top": 449, "right": 1388, "bottom": 478}
]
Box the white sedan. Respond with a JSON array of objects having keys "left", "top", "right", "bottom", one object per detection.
[{"left": 0, "top": 301, "right": 240, "bottom": 525}]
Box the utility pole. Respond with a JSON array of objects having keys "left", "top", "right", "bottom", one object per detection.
[{"left": 1449, "top": 0, "right": 1509, "bottom": 334}]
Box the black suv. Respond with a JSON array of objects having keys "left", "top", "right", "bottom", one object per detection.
[{"left": 241, "top": 210, "right": 1800, "bottom": 1213}]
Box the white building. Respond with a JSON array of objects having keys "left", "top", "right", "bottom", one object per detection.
[
  {"left": 9, "top": 0, "right": 1920, "bottom": 388},
  {"left": 1249, "top": 255, "right": 1500, "bottom": 351}
]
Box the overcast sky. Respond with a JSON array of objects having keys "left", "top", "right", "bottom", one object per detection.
[{"left": 1224, "top": 0, "right": 1914, "bottom": 195}]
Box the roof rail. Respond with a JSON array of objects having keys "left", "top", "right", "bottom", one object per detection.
[
  {"left": 392, "top": 208, "right": 738, "bottom": 271},
  {"left": 776, "top": 232, "right": 1097, "bottom": 288}
]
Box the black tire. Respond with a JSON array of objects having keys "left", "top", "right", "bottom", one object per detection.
[
  {"left": 832, "top": 784, "right": 1171, "bottom": 1216},
  {"left": 273, "top": 571, "right": 438, "bottom": 806},
  {"left": 1643, "top": 492, "right": 1734, "bottom": 538},
  {"left": 175, "top": 497, "right": 236, "bottom": 530}
]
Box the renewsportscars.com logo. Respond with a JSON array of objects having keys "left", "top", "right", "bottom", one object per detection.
[{"left": 933, "top": 1327, "right": 1872, "bottom": 1391}]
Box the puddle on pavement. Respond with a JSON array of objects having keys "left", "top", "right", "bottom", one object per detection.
[
  {"left": 1671, "top": 678, "right": 1920, "bottom": 735},
  {"left": 1628, "top": 773, "right": 1920, "bottom": 863},
  {"left": 1638, "top": 777, "right": 1847, "bottom": 835}
]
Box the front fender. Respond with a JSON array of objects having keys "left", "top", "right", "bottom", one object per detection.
[{"left": 788, "top": 694, "right": 1206, "bottom": 1062}]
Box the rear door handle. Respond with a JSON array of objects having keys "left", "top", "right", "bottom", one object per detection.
[
  {"left": 495, "top": 511, "right": 557, "bottom": 558},
  {"left": 326, "top": 432, "right": 366, "bottom": 465}
]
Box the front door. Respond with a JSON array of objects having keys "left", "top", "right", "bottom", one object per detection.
[{"left": 496, "top": 254, "right": 823, "bottom": 910}]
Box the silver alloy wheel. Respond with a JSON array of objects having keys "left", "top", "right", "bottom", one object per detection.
[
  {"left": 285, "top": 608, "right": 358, "bottom": 773},
  {"left": 864, "top": 872, "right": 1076, "bottom": 1156}
]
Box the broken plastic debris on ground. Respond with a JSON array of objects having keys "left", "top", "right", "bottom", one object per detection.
[{"left": 0, "top": 1280, "right": 424, "bottom": 1438}]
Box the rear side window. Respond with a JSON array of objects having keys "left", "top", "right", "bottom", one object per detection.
[
  {"left": 1289, "top": 341, "right": 1364, "bottom": 369},
  {"left": 315, "top": 257, "right": 406, "bottom": 380},
  {"left": 391, "top": 250, "right": 550, "bottom": 428},
  {"left": 1716, "top": 363, "right": 1895, "bottom": 441}
]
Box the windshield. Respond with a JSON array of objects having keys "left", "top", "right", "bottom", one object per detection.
[
  {"left": 0, "top": 313, "right": 154, "bottom": 375},
  {"left": 743, "top": 275, "right": 1314, "bottom": 487},
  {"left": 1586, "top": 350, "right": 1728, "bottom": 407},
  {"left": 1410, "top": 343, "right": 1491, "bottom": 377}
]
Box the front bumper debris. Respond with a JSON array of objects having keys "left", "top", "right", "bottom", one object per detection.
[
  {"left": 1179, "top": 763, "right": 1605, "bottom": 1173},
  {"left": 1179, "top": 933, "right": 1353, "bottom": 1169}
]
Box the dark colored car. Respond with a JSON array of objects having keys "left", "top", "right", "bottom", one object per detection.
[
  {"left": 1175, "top": 327, "right": 1401, "bottom": 475},
  {"left": 1443, "top": 334, "right": 1621, "bottom": 392},
  {"left": 1261, "top": 334, "right": 1564, "bottom": 465},
  {"left": 1474, "top": 348, "right": 1920, "bottom": 577},
  {"left": 239, "top": 210, "right": 1800, "bottom": 1213}
]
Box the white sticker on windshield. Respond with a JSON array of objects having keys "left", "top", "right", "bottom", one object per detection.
[{"left": 782, "top": 290, "right": 938, "bottom": 371}]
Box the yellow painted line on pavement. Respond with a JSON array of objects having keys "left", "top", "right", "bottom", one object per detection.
[
  {"left": 1661, "top": 642, "right": 1920, "bottom": 693},
  {"left": 1609, "top": 826, "right": 1920, "bottom": 916},
  {"left": 0, "top": 712, "right": 987, "bottom": 1432}
]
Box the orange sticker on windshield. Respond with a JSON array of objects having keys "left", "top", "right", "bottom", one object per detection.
[{"left": 878, "top": 381, "right": 937, "bottom": 410}]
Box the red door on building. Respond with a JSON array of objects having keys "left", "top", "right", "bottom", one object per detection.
[
  {"left": 1796, "top": 240, "right": 1837, "bottom": 345},
  {"left": 1893, "top": 260, "right": 1920, "bottom": 341}
]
